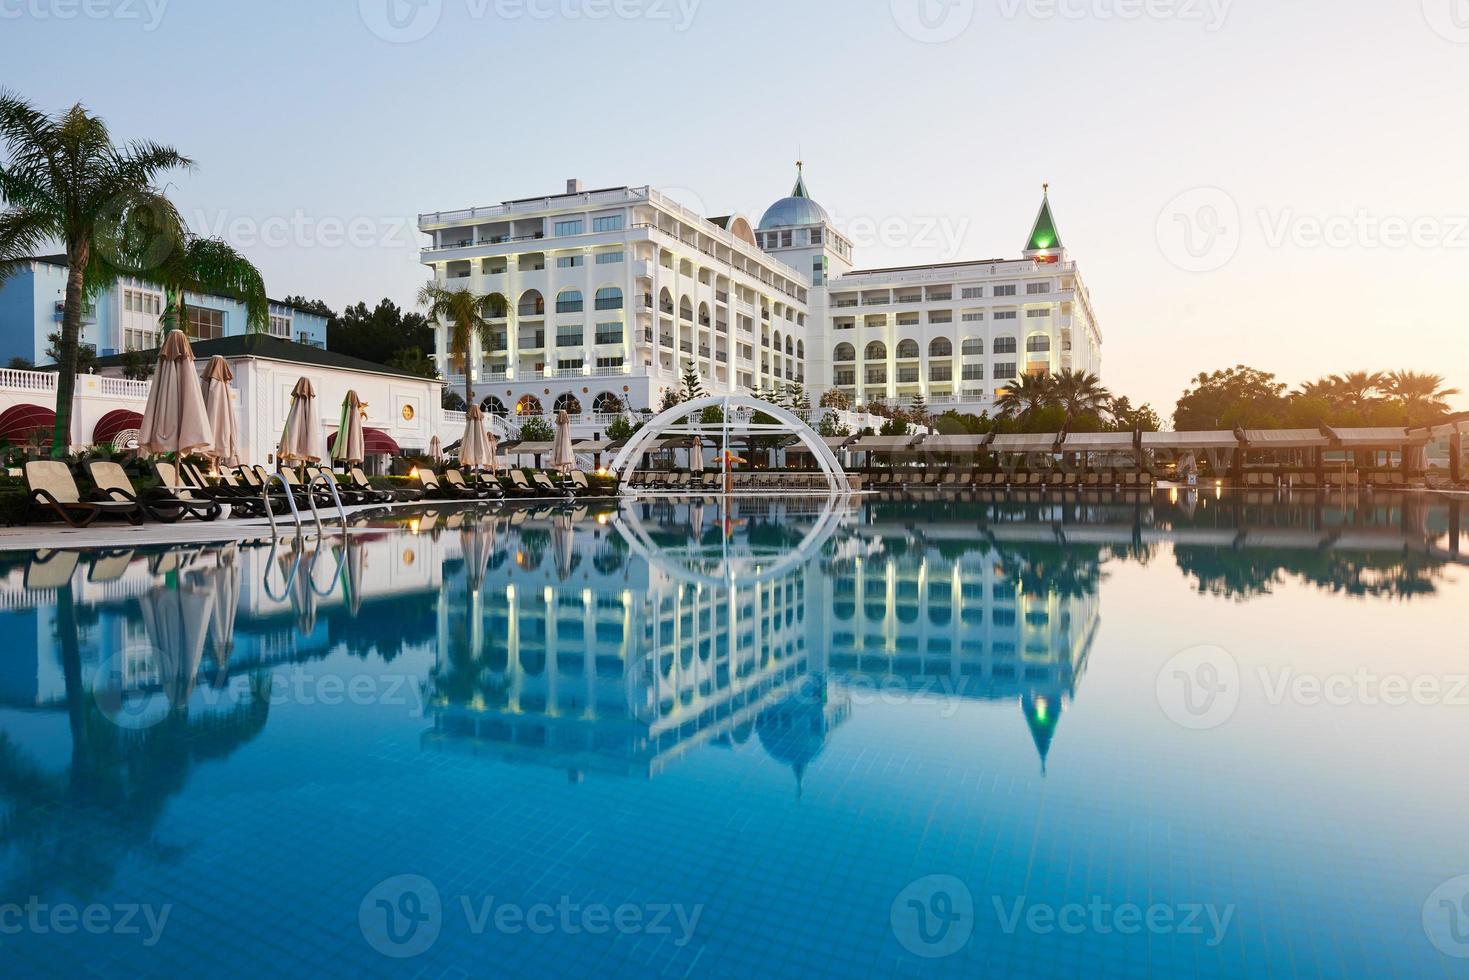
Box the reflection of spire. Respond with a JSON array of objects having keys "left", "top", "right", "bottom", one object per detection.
[{"left": 1022, "top": 693, "right": 1062, "bottom": 775}]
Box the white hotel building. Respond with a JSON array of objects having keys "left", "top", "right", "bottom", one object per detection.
[{"left": 418, "top": 170, "right": 1102, "bottom": 422}]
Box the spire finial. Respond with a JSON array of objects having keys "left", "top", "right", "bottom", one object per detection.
[{"left": 1043, "top": 181, "right": 1049, "bottom": 195}]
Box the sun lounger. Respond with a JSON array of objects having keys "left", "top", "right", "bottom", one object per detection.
[{"left": 24, "top": 460, "right": 143, "bottom": 527}]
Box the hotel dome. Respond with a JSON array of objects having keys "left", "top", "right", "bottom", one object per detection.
[{"left": 758, "top": 164, "right": 829, "bottom": 230}]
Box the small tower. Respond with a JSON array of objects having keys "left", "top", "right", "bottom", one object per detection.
[{"left": 1023, "top": 183, "right": 1064, "bottom": 265}]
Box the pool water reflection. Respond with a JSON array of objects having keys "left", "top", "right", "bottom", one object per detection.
[{"left": 0, "top": 491, "right": 1466, "bottom": 978}]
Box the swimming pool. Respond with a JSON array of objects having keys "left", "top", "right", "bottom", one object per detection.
[{"left": 0, "top": 490, "right": 1465, "bottom": 978}]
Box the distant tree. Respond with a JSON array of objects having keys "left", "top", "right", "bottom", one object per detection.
[
  {"left": 385, "top": 346, "right": 439, "bottom": 380},
  {"left": 1383, "top": 370, "right": 1459, "bottom": 426},
  {"left": 1051, "top": 369, "right": 1110, "bottom": 424},
  {"left": 418, "top": 285, "right": 503, "bottom": 407},
  {"left": 786, "top": 382, "right": 810, "bottom": 412},
  {"left": 879, "top": 415, "right": 910, "bottom": 436},
  {"left": 817, "top": 411, "right": 851, "bottom": 438},
  {"left": 658, "top": 387, "right": 682, "bottom": 413},
  {"left": 908, "top": 392, "right": 929, "bottom": 427},
  {"left": 819, "top": 388, "right": 850, "bottom": 411},
  {"left": 46, "top": 331, "right": 94, "bottom": 373},
  {"left": 680, "top": 364, "right": 706, "bottom": 402},
  {"left": 1107, "top": 396, "right": 1160, "bottom": 432},
  {"left": 120, "top": 348, "right": 153, "bottom": 381},
  {"left": 330, "top": 297, "right": 434, "bottom": 368},
  {"left": 1173, "top": 365, "right": 1288, "bottom": 431},
  {"left": 7, "top": 356, "right": 33, "bottom": 370},
  {"left": 606, "top": 414, "right": 640, "bottom": 441},
  {"left": 994, "top": 373, "right": 1056, "bottom": 424},
  {"left": 518, "top": 415, "right": 554, "bottom": 442},
  {"left": 442, "top": 390, "right": 467, "bottom": 412}
]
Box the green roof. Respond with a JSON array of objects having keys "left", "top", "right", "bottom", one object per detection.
[{"left": 1025, "top": 191, "right": 1062, "bottom": 253}]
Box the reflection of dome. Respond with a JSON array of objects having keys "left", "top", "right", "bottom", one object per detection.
[
  {"left": 757, "top": 164, "right": 829, "bottom": 230},
  {"left": 756, "top": 675, "right": 850, "bottom": 794}
]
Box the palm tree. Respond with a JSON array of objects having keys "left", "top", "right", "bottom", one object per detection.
[
  {"left": 0, "top": 92, "right": 192, "bottom": 456},
  {"left": 1384, "top": 370, "right": 1459, "bottom": 423},
  {"left": 1329, "top": 370, "right": 1388, "bottom": 407},
  {"left": 418, "top": 283, "right": 504, "bottom": 406},
  {"left": 994, "top": 372, "right": 1056, "bottom": 423},
  {"left": 1050, "top": 369, "right": 1110, "bottom": 424}
]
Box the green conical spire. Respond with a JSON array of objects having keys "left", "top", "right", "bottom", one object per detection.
[
  {"left": 1025, "top": 184, "right": 1062, "bottom": 253},
  {"left": 791, "top": 160, "right": 809, "bottom": 199},
  {"left": 1022, "top": 693, "right": 1061, "bottom": 775}
]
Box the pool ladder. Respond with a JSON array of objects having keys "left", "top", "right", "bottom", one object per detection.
[{"left": 261, "top": 471, "right": 349, "bottom": 540}]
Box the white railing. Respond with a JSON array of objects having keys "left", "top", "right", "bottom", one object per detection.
[
  {"left": 0, "top": 368, "right": 58, "bottom": 393},
  {"left": 99, "top": 377, "right": 151, "bottom": 400}
]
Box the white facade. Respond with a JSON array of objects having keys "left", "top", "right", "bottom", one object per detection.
[{"left": 419, "top": 173, "right": 1103, "bottom": 424}]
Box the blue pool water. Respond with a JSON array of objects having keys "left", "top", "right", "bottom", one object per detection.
[{"left": 0, "top": 491, "right": 1466, "bottom": 978}]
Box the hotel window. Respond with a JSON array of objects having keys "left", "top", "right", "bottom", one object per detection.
[
  {"left": 556, "top": 255, "right": 584, "bottom": 269},
  {"left": 994, "top": 310, "right": 1017, "bottom": 321},
  {"left": 962, "top": 364, "right": 985, "bottom": 380},
  {"left": 1027, "top": 308, "right": 1050, "bottom": 318},
  {"left": 994, "top": 362, "right": 1017, "bottom": 380},
  {"left": 810, "top": 228, "right": 823, "bottom": 245},
  {"left": 556, "top": 326, "right": 583, "bottom": 347},
  {"left": 556, "top": 291, "right": 584, "bottom": 313},
  {"left": 124, "top": 327, "right": 155, "bottom": 352},
  {"left": 961, "top": 286, "right": 983, "bottom": 299},
  {"left": 557, "top": 359, "right": 584, "bottom": 371},
  {"left": 781, "top": 231, "right": 792, "bottom": 247},
  {"left": 930, "top": 365, "right": 952, "bottom": 382},
  {"left": 596, "top": 356, "right": 624, "bottom": 369},
  {"left": 961, "top": 338, "right": 984, "bottom": 355},
  {"left": 993, "top": 284, "right": 1017, "bottom": 297},
  {"left": 1027, "top": 281, "right": 1051, "bottom": 294},
  {"left": 185, "top": 306, "right": 225, "bottom": 340},
  {"left": 594, "top": 287, "right": 624, "bottom": 311},
  {"left": 554, "top": 219, "right": 584, "bottom": 236},
  {"left": 1027, "top": 336, "right": 1051, "bottom": 352},
  {"left": 592, "top": 215, "right": 624, "bottom": 233},
  {"left": 812, "top": 256, "right": 826, "bottom": 286},
  {"left": 993, "top": 337, "right": 1017, "bottom": 354},
  {"left": 835, "top": 369, "right": 855, "bottom": 386},
  {"left": 595, "top": 251, "right": 624, "bottom": 264},
  {"left": 961, "top": 312, "right": 984, "bottom": 322},
  {"left": 268, "top": 314, "right": 291, "bottom": 337},
  {"left": 594, "top": 323, "right": 623, "bottom": 345}
]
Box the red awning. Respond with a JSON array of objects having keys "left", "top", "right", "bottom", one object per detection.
[
  {"left": 93, "top": 409, "right": 144, "bottom": 445},
  {"left": 0, "top": 404, "right": 58, "bottom": 445},
  {"left": 327, "top": 427, "right": 400, "bottom": 455}
]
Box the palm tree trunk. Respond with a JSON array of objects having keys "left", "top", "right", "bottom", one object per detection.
[
  {"left": 465, "top": 377, "right": 475, "bottom": 411},
  {"left": 50, "top": 243, "right": 90, "bottom": 459}
]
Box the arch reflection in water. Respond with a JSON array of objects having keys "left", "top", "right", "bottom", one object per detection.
[{"left": 427, "top": 497, "right": 855, "bottom": 782}]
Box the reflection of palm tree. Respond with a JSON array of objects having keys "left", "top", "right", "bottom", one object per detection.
[{"left": 1173, "top": 546, "right": 1446, "bottom": 601}]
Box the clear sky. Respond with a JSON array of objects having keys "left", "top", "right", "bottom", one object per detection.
[{"left": 5, "top": 0, "right": 1467, "bottom": 413}]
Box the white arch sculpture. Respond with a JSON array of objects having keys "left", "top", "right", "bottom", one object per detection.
[{"left": 607, "top": 394, "right": 852, "bottom": 493}]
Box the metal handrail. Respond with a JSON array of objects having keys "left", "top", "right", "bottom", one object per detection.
[
  {"left": 309, "top": 471, "right": 350, "bottom": 526},
  {"left": 262, "top": 473, "right": 304, "bottom": 538}
]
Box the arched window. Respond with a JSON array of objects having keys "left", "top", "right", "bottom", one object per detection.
[
  {"left": 592, "top": 392, "right": 623, "bottom": 415},
  {"left": 486, "top": 293, "right": 510, "bottom": 318},
  {"left": 797, "top": 340, "right": 805, "bottom": 359},
  {"left": 553, "top": 393, "right": 583, "bottom": 415},
  {"left": 929, "top": 337, "right": 953, "bottom": 357},
  {"left": 679, "top": 296, "right": 694, "bottom": 321},
  {"left": 896, "top": 339, "right": 919, "bottom": 359},
  {"left": 659, "top": 287, "right": 674, "bottom": 314},
  {"left": 834, "top": 343, "right": 855, "bottom": 362},
  {"left": 1026, "top": 335, "right": 1051, "bottom": 353},
  {"left": 555, "top": 289, "right": 583, "bottom": 314},
  {"left": 480, "top": 395, "right": 507, "bottom": 416},
  {"left": 516, "top": 394, "right": 543, "bottom": 416},
  {"left": 865, "top": 341, "right": 887, "bottom": 360},
  {"left": 961, "top": 337, "right": 984, "bottom": 356},
  {"left": 697, "top": 302, "right": 710, "bottom": 326},
  {"left": 993, "top": 336, "right": 1017, "bottom": 355},
  {"left": 772, "top": 330, "right": 782, "bottom": 351},
  {"left": 518, "top": 290, "right": 544, "bottom": 317},
  {"left": 595, "top": 286, "right": 623, "bottom": 311},
  {"left": 785, "top": 336, "right": 793, "bottom": 355}
]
